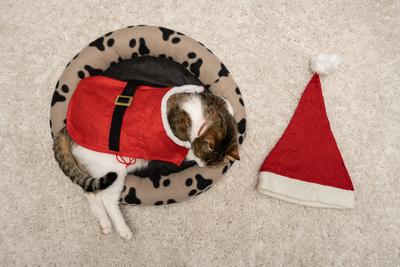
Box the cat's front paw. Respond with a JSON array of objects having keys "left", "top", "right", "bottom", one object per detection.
[{"left": 116, "top": 226, "right": 133, "bottom": 240}]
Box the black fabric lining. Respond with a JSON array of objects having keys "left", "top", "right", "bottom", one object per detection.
[{"left": 103, "top": 56, "right": 203, "bottom": 87}]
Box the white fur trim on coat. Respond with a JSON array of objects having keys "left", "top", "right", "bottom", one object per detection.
[{"left": 161, "top": 85, "right": 204, "bottom": 148}]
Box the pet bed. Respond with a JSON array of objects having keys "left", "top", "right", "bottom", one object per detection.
[{"left": 50, "top": 25, "right": 246, "bottom": 205}]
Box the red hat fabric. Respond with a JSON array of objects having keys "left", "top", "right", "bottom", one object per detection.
[{"left": 258, "top": 63, "right": 354, "bottom": 208}]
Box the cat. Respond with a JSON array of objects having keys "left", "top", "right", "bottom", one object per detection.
[{"left": 53, "top": 85, "right": 239, "bottom": 239}]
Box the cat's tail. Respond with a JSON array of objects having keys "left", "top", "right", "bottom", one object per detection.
[{"left": 53, "top": 127, "right": 117, "bottom": 192}]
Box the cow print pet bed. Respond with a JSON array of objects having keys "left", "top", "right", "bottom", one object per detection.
[{"left": 50, "top": 25, "right": 247, "bottom": 206}]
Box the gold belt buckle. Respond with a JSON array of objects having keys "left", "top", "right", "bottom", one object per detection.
[{"left": 115, "top": 95, "right": 133, "bottom": 107}]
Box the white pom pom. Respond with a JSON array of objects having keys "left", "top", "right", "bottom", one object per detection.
[{"left": 310, "top": 53, "right": 342, "bottom": 75}]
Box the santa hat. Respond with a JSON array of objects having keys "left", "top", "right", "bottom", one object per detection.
[{"left": 257, "top": 53, "right": 354, "bottom": 209}]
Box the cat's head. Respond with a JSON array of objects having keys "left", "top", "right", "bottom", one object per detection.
[{"left": 191, "top": 99, "right": 240, "bottom": 167}]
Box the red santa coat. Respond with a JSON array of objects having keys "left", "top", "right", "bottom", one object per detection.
[{"left": 66, "top": 76, "right": 202, "bottom": 166}]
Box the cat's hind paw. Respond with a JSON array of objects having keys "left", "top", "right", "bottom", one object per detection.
[{"left": 100, "top": 222, "right": 112, "bottom": 235}]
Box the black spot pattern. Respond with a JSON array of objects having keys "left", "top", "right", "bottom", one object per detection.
[
  {"left": 159, "top": 27, "right": 175, "bottom": 41},
  {"left": 222, "top": 165, "right": 229, "bottom": 174},
  {"left": 237, "top": 119, "right": 246, "bottom": 134},
  {"left": 195, "top": 174, "right": 212, "bottom": 190},
  {"left": 73, "top": 53, "right": 79, "bottom": 60},
  {"left": 49, "top": 119, "right": 52, "bottom": 128},
  {"left": 185, "top": 178, "right": 193, "bottom": 186},
  {"left": 235, "top": 87, "right": 241, "bottom": 95},
  {"left": 55, "top": 81, "right": 59, "bottom": 88},
  {"left": 189, "top": 59, "right": 203, "bottom": 78},
  {"left": 182, "top": 61, "right": 189, "bottom": 67},
  {"left": 105, "top": 31, "right": 113, "bottom": 37},
  {"left": 51, "top": 91, "right": 66, "bottom": 106},
  {"left": 84, "top": 65, "right": 103, "bottom": 76},
  {"left": 131, "top": 160, "right": 195, "bottom": 179},
  {"left": 63, "top": 118, "right": 67, "bottom": 124},
  {"left": 138, "top": 38, "right": 150, "bottom": 55},
  {"left": 89, "top": 37, "right": 105, "bottom": 51},
  {"left": 172, "top": 37, "right": 180, "bottom": 44},
  {"left": 65, "top": 61, "right": 71, "bottom": 68},
  {"left": 163, "top": 179, "right": 171, "bottom": 187},
  {"left": 167, "top": 199, "right": 176, "bottom": 204},
  {"left": 132, "top": 161, "right": 197, "bottom": 189},
  {"left": 218, "top": 63, "right": 229, "bottom": 77},
  {"left": 159, "top": 54, "right": 166, "bottom": 58},
  {"left": 61, "top": 84, "right": 69, "bottom": 93},
  {"left": 188, "top": 52, "right": 196, "bottom": 58},
  {"left": 121, "top": 185, "right": 126, "bottom": 193},
  {"left": 129, "top": 38, "right": 136, "bottom": 48},
  {"left": 239, "top": 136, "right": 244, "bottom": 144},
  {"left": 239, "top": 98, "right": 245, "bottom": 106},
  {"left": 177, "top": 32, "right": 184, "bottom": 36},
  {"left": 154, "top": 201, "right": 163, "bottom": 206},
  {"left": 124, "top": 187, "right": 141, "bottom": 205},
  {"left": 148, "top": 175, "right": 162, "bottom": 188},
  {"left": 78, "top": 71, "right": 85, "bottom": 79},
  {"left": 107, "top": 38, "right": 114, "bottom": 47},
  {"left": 132, "top": 52, "right": 138, "bottom": 58},
  {"left": 188, "top": 189, "right": 197, "bottom": 196}
]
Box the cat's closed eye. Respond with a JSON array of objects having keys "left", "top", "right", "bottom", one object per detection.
[
  {"left": 202, "top": 135, "right": 215, "bottom": 152},
  {"left": 202, "top": 141, "right": 213, "bottom": 152}
]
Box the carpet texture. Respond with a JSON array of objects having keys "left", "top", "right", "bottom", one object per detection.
[{"left": 0, "top": 0, "right": 399, "bottom": 266}]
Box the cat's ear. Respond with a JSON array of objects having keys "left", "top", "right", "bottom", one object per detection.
[
  {"left": 227, "top": 145, "right": 240, "bottom": 161},
  {"left": 203, "top": 134, "right": 216, "bottom": 152}
]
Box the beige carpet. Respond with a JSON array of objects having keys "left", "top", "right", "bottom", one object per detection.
[{"left": 1, "top": 0, "right": 399, "bottom": 266}]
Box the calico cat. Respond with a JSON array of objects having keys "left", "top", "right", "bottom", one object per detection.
[{"left": 53, "top": 85, "right": 239, "bottom": 239}]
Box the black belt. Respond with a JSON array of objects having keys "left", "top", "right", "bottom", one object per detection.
[{"left": 108, "top": 79, "right": 165, "bottom": 152}]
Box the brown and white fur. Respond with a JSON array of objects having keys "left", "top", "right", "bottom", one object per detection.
[{"left": 53, "top": 85, "right": 239, "bottom": 239}]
